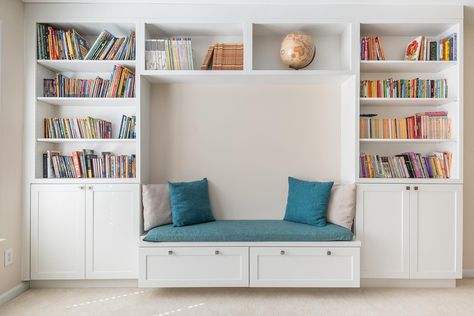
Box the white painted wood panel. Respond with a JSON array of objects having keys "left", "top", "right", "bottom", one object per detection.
[
  {"left": 250, "top": 247, "right": 359, "bottom": 287},
  {"left": 85, "top": 184, "right": 140, "bottom": 279},
  {"left": 31, "top": 185, "right": 85, "bottom": 280},
  {"left": 139, "top": 247, "right": 249, "bottom": 287},
  {"left": 356, "top": 184, "right": 410, "bottom": 278},
  {"left": 410, "top": 184, "right": 463, "bottom": 279}
]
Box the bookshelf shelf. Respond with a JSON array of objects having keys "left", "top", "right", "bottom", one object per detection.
[
  {"left": 37, "top": 60, "right": 136, "bottom": 73},
  {"left": 356, "top": 178, "right": 462, "bottom": 184},
  {"left": 31, "top": 178, "right": 140, "bottom": 184},
  {"left": 37, "top": 97, "right": 137, "bottom": 107},
  {"left": 360, "top": 60, "right": 457, "bottom": 73},
  {"left": 36, "top": 138, "right": 136, "bottom": 144},
  {"left": 360, "top": 138, "right": 455, "bottom": 143},
  {"left": 360, "top": 98, "right": 456, "bottom": 107}
]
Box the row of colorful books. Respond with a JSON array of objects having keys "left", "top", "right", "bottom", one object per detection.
[
  {"left": 43, "top": 65, "right": 135, "bottom": 98},
  {"left": 44, "top": 117, "right": 113, "bottom": 139},
  {"left": 37, "top": 24, "right": 135, "bottom": 60},
  {"left": 118, "top": 115, "right": 136, "bottom": 139},
  {"left": 360, "top": 79, "right": 448, "bottom": 98},
  {"left": 85, "top": 30, "right": 135, "bottom": 60},
  {"left": 360, "top": 36, "right": 385, "bottom": 61},
  {"left": 200, "top": 44, "right": 244, "bottom": 70},
  {"left": 43, "top": 150, "right": 136, "bottom": 178},
  {"left": 360, "top": 112, "right": 452, "bottom": 140},
  {"left": 406, "top": 34, "right": 457, "bottom": 61},
  {"left": 145, "top": 38, "right": 194, "bottom": 70},
  {"left": 360, "top": 152, "right": 452, "bottom": 179}
]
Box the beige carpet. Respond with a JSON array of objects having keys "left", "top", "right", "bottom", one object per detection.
[{"left": 1, "top": 280, "right": 474, "bottom": 315}]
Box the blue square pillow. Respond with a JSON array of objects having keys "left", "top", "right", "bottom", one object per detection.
[
  {"left": 283, "top": 177, "right": 334, "bottom": 227},
  {"left": 168, "top": 178, "right": 215, "bottom": 227}
]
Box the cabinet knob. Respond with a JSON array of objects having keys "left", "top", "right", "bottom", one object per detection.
[
  {"left": 406, "top": 186, "right": 410, "bottom": 190},
  {"left": 327, "top": 250, "right": 332, "bottom": 256},
  {"left": 79, "top": 186, "right": 85, "bottom": 190},
  {"left": 414, "top": 186, "right": 419, "bottom": 190},
  {"left": 280, "top": 250, "right": 286, "bottom": 255},
  {"left": 88, "top": 186, "right": 93, "bottom": 190},
  {"left": 215, "top": 250, "right": 220, "bottom": 255},
  {"left": 168, "top": 250, "right": 173, "bottom": 255}
]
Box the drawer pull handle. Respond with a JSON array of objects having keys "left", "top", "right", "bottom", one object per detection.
[
  {"left": 414, "top": 186, "right": 419, "bottom": 190},
  {"left": 327, "top": 250, "right": 332, "bottom": 256},
  {"left": 280, "top": 250, "right": 285, "bottom": 255},
  {"left": 215, "top": 250, "right": 220, "bottom": 255},
  {"left": 168, "top": 250, "right": 173, "bottom": 255},
  {"left": 406, "top": 186, "right": 410, "bottom": 190}
]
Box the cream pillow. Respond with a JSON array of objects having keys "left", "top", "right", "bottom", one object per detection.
[
  {"left": 326, "top": 184, "right": 356, "bottom": 230},
  {"left": 142, "top": 184, "right": 172, "bottom": 231}
]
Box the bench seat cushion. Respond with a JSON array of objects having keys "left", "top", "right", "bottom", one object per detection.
[{"left": 143, "top": 220, "right": 353, "bottom": 242}]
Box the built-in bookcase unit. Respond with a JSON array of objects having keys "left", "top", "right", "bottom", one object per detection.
[
  {"left": 252, "top": 22, "right": 352, "bottom": 72},
  {"left": 33, "top": 22, "right": 140, "bottom": 183},
  {"left": 358, "top": 22, "right": 462, "bottom": 183}
]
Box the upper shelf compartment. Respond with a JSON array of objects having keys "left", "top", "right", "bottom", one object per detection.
[
  {"left": 252, "top": 22, "right": 352, "bottom": 72},
  {"left": 144, "top": 22, "right": 244, "bottom": 71}
]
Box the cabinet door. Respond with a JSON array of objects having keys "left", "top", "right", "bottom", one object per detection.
[
  {"left": 31, "top": 184, "right": 86, "bottom": 280},
  {"left": 356, "top": 184, "right": 410, "bottom": 278},
  {"left": 410, "top": 184, "right": 462, "bottom": 279},
  {"left": 85, "top": 184, "right": 140, "bottom": 279}
]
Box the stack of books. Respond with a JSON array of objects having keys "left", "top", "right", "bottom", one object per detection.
[
  {"left": 37, "top": 24, "right": 90, "bottom": 60},
  {"left": 360, "top": 111, "right": 452, "bottom": 139},
  {"left": 43, "top": 65, "right": 135, "bottom": 98},
  {"left": 44, "top": 117, "right": 112, "bottom": 139},
  {"left": 200, "top": 44, "right": 244, "bottom": 70},
  {"left": 360, "top": 78, "right": 448, "bottom": 98},
  {"left": 43, "top": 150, "right": 136, "bottom": 179},
  {"left": 405, "top": 34, "right": 457, "bottom": 61},
  {"left": 118, "top": 115, "right": 136, "bottom": 139},
  {"left": 145, "top": 37, "right": 194, "bottom": 70},
  {"left": 360, "top": 151, "right": 452, "bottom": 179},
  {"left": 360, "top": 36, "right": 385, "bottom": 60},
  {"left": 84, "top": 30, "right": 136, "bottom": 60}
]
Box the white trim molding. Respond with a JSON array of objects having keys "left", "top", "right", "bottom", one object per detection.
[
  {"left": 463, "top": 269, "right": 474, "bottom": 278},
  {"left": 0, "top": 282, "right": 29, "bottom": 307}
]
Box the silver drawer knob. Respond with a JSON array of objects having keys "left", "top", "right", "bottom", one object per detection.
[
  {"left": 168, "top": 250, "right": 173, "bottom": 255},
  {"left": 215, "top": 250, "right": 220, "bottom": 255},
  {"left": 280, "top": 250, "right": 285, "bottom": 255},
  {"left": 327, "top": 250, "right": 332, "bottom": 256}
]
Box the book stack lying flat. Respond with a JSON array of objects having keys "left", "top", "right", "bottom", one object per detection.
[
  {"left": 44, "top": 65, "right": 135, "bottom": 98},
  {"left": 360, "top": 111, "right": 452, "bottom": 139},
  {"left": 360, "top": 151, "right": 452, "bottom": 179},
  {"left": 405, "top": 34, "right": 457, "bottom": 61},
  {"left": 84, "top": 30, "right": 136, "bottom": 60},
  {"left": 145, "top": 38, "right": 194, "bottom": 70},
  {"left": 360, "top": 78, "right": 448, "bottom": 98},
  {"left": 43, "top": 150, "right": 136, "bottom": 179},
  {"left": 360, "top": 36, "right": 385, "bottom": 61},
  {"left": 118, "top": 115, "right": 136, "bottom": 139},
  {"left": 200, "top": 44, "right": 244, "bottom": 70},
  {"left": 37, "top": 24, "right": 90, "bottom": 60},
  {"left": 44, "top": 117, "right": 112, "bottom": 139}
]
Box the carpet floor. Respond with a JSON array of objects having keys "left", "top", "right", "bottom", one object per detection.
[{"left": 1, "top": 280, "right": 474, "bottom": 315}]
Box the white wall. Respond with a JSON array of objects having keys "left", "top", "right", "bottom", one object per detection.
[
  {"left": 0, "top": 0, "right": 24, "bottom": 295},
  {"left": 150, "top": 83, "right": 340, "bottom": 219}
]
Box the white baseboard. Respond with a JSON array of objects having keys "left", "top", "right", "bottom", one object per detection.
[
  {"left": 0, "top": 282, "right": 29, "bottom": 306},
  {"left": 29, "top": 279, "right": 138, "bottom": 288},
  {"left": 463, "top": 269, "right": 474, "bottom": 278},
  {"left": 361, "top": 279, "right": 456, "bottom": 288}
]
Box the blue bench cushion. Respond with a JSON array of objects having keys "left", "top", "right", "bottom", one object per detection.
[{"left": 143, "top": 220, "right": 353, "bottom": 242}]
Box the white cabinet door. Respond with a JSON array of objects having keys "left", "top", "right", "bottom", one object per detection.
[
  {"left": 356, "top": 184, "right": 410, "bottom": 278},
  {"left": 410, "top": 184, "right": 463, "bottom": 279},
  {"left": 31, "top": 184, "right": 86, "bottom": 280},
  {"left": 85, "top": 184, "right": 139, "bottom": 279}
]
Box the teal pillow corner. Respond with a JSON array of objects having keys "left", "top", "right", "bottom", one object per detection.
[
  {"left": 283, "top": 177, "right": 334, "bottom": 227},
  {"left": 168, "top": 178, "right": 215, "bottom": 227}
]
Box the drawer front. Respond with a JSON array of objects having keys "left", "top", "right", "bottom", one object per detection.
[
  {"left": 139, "top": 247, "right": 249, "bottom": 287},
  {"left": 250, "top": 247, "right": 360, "bottom": 287}
]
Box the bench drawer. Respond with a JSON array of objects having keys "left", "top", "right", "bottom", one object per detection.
[
  {"left": 139, "top": 247, "right": 249, "bottom": 287},
  {"left": 250, "top": 247, "right": 360, "bottom": 287}
]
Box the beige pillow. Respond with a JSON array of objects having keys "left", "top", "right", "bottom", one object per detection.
[
  {"left": 142, "top": 184, "right": 172, "bottom": 231},
  {"left": 326, "top": 184, "right": 356, "bottom": 230}
]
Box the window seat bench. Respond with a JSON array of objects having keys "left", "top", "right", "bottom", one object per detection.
[{"left": 138, "top": 220, "right": 360, "bottom": 288}]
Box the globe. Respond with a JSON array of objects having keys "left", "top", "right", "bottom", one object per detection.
[{"left": 280, "top": 32, "right": 316, "bottom": 70}]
